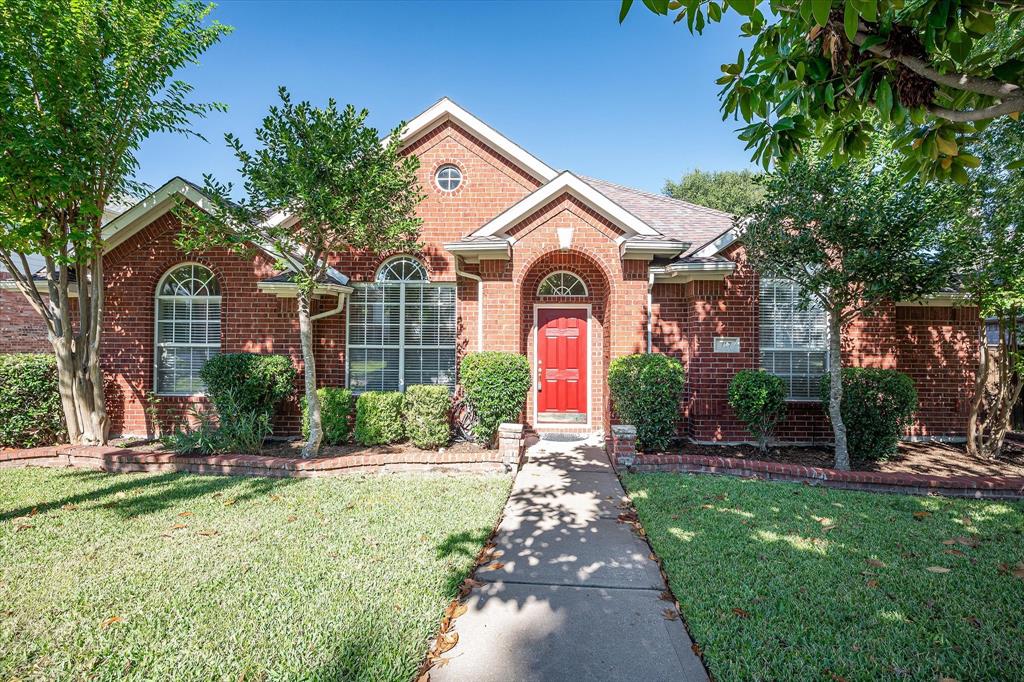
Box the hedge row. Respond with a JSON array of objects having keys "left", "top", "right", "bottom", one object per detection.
[{"left": 0, "top": 354, "right": 67, "bottom": 448}]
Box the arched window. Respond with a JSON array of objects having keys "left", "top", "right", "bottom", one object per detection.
[
  {"left": 538, "top": 271, "right": 587, "bottom": 297},
  {"left": 347, "top": 256, "right": 456, "bottom": 392},
  {"left": 155, "top": 264, "right": 221, "bottom": 395}
]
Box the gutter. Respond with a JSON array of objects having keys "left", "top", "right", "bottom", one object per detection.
[
  {"left": 647, "top": 270, "right": 655, "bottom": 353},
  {"left": 310, "top": 293, "right": 348, "bottom": 321},
  {"left": 455, "top": 258, "right": 484, "bottom": 351}
]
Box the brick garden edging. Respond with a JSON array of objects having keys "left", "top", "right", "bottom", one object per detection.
[
  {"left": 0, "top": 432, "right": 528, "bottom": 479},
  {"left": 607, "top": 427, "right": 1024, "bottom": 500}
]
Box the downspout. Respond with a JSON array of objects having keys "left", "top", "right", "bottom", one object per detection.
[
  {"left": 455, "top": 258, "right": 483, "bottom": 351},
  {"left": 647, "top": 269, "right": 655, "bottom": 353},
  {"left": 310, "top": 290, "right": 348, "bottom": 321}
]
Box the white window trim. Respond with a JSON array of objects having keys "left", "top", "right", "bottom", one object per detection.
[
  {"left": 759, "top": 278, "right": 830, "bottom": 402},
  {"left": 537, "top": 271, "right": 588, "bottom": 298},
  {"left": 344, "top": 257, "right": 456, "bottom": 393},
  {"left": 435, "top": 165, "right": 463, "bottom": 192},
  {"left": 153, "top": 262, "right": 222, "bottom": 397}
]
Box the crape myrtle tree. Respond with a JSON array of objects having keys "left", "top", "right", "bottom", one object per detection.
[
  {"left": 0, "top": 0, "right": 230, "bottom": 444},
  {"left": 177, "top": 88, "right": 422, "bottom": 458},
  {"left": 945, "top": 118, "right": 1024, "bottom": 459},
  {"left": 621, "top": 0, "right": 1024, "bottom": 180},
  {"left": 663, "top": 168, "right": 765, "bottom": 216},
  {"left": 743, "top": 136, "right": 965, "bottom": 469}
]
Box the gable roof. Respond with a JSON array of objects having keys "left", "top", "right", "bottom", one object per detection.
[
  {"left": 468, "top": 171, "right": 661, "bottom": 240},
  {"left": 390, "top": 97, "right": 559, "bottom": 183},
  {"left": 581, "top": 177, "right": 735, "bottom": 256},
  {"left": 101, "top": 176, "right": 217, "bottom": 253}
]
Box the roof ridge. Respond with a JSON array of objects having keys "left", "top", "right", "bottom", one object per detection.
[{"left": 580, "top": 175, "right": 736, "bottom": 219}]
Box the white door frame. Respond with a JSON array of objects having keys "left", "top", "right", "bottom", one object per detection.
[{"left": 532, "top": 303, "right": 592, "bottom": 429}]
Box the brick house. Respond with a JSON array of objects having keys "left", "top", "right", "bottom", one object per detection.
[{"left": 0, "top": 98, "right": 980, "bottom": 442}]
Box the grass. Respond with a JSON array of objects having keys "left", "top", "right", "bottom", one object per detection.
[
  {"left": 622, "top": 473, "right": 1024, "bottom": 682},
  {"left": 0, "top": 467, "right": 511, "bottom": 681}
]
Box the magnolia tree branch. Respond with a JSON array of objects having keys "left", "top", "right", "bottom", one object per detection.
[
  {"left": 928, "top": 98, "right": 1024, "bottom": 122},
  {"left": 852, "top": 28, "right": 1022, "bottom": 100}
]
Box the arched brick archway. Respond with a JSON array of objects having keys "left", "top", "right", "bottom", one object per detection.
[{"left": 518, "top": 250, "right": 613, "bottom": 432}]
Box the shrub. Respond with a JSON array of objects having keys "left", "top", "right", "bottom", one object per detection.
[
  {"left": 354, "top": 391, "right": 405, "bottom": 446},
  {"left": 404, "top": 385, "right": 452, "bottom": 449},
  {"left": 820, "top": 368, "right": 918, "bottom": 462},
  {"left": 0, "top": 353, "right": 67, "bottom": 447},
  {"left": 728, "top": 370, "right": 787, "bottom": 453},
  {"left": 167, "top": 389, "right": 269, "bottom": 455},
  {"left": 459, "top": 352, "right": 531, "bottom": 446},
  {"left": 199, "top": 353, "right": 296, "bottom": 425},
  {"left": 302, "top": 387, "right": 354, "bottom": 445},
  {"left": 608, "top": 354, "right": 686, "bottom": 452}
]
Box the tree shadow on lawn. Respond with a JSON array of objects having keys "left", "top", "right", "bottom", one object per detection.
[
  {"left": 624, "top": 474, "right": 1024, "bottom": 678},
  {"left": 1, "top": 469, "right": 299, "bottom": 522}
]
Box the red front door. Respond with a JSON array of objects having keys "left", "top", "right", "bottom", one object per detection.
[{"left": 536, "top": 308, "right": 588, "bottom": 424}]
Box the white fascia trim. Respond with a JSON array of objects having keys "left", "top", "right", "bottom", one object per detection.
[
  {"left": 256, "top": 281, "right": 354, "bottom": 299},
  {"left": 101, "top": 177, "right": 215, "bottom": 254},
  {"left": 385, "top": 97, "right": 558, "bottom": 183},
  {"left": 895, "top": 293, "right": 970, "bottom": 307},
  {"left": 650, "top": 260, "right": 736, "bottom": 283},
  {"left": 692, "top": 221, "right": 744, "bottom": 258},
  {"left": 470, "top": 171, "right": 660, "bottom": 239},
  {"left": 442, "top": 240, "right": 511, "bottom": 261},
  {"left": 621, "top": 239, "right": 689, "bottom": 259},
  {"left": 0, "top": 279, "right": 80, "bottom": 297}
]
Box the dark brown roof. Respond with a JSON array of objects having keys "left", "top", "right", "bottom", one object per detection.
[{"left": 582, "top": 176, "right": 735, "bottom": 256}]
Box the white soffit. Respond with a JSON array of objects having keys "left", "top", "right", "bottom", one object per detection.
[
  {"left": 469, "top": 171, "right": 660, "bottom": 239},
  {"left": 389, "top": 97, "right": 558, "bottom": 183}
]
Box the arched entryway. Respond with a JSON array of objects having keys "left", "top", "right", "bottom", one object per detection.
[{"left": 519, "top": 251, "right": 612, "bottom": 433}]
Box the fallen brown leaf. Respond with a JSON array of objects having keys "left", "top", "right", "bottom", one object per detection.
[
  {"left": 480, "top": 562, "right": 505, "bottom": 572},
  {"left": 178, "top": 511, "right": 193, "bottom": 517},
  {"left": 435, "top": 631, "right": 458, "bottom": 654},
  {"left": 100, "top": 616, "right": 122, "bottom": 628},
  {"left": 662, "top": 608, "right": 679, "bottom": 620},
  {"left": 223, "top": 498, "right": 236, "bottom": 506},
  {"left": 960, "top": 515, "right": 973, "bottom": 526},
  {"left": 416, "top": 673, "right": 430, "bottom": 682},
  {"left": 964, "top": 616, "right": 982, "bottom": 629},
  {"left": 286, "top": 515, "right": 298, "bottom": 523},
  {"left": 197, "top": 529, "right": 218, "bottom": 537},
  {"left": 659, "top": 590, "right": 674, "bottom": 602},
  {"left": 826, "top": 671, "right": 849, "bottom": 682},
  {"left": 865, "top": 579, "right": 879, "bottom": 589},
  {"left": 15, "top": 523, "right": 33, "bottom": 532},
  {"left": 170, "top": 523, "right": 187, "bottom": 530},
  {"left": 1011, "top": 562, "right": 1024, "bottom": 580},
  {"left": 942, "top": 536, "right": 980, "bottom": 548},
  {"left": 912, "top": 511, "right": 931, "bottom": 520},
  {"left": 943, "top": 549, "right": 966, "bottom": 557},
  {"left": 447, "top": 603, "right": 468, "bottom": 620},
  {"left": 691, "top": 643, "right": 703, "bottom": 657},
  {"left": 866, "top": 558, "right": 886, "bottom": 568},
  {"left": 926, "top": 566, "right": 951, "bottom": 574},
  {"left": 731, "top": 607, "right": 750, "bottom": 619}
]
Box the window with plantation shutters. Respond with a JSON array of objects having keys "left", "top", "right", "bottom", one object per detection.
[
  {"left": 154, "top": 264, "right": 221, "bottom": 395},
  {"left": 759, "top": 278, "right": 828, "bottom": 400},
  {"left": 346, "top": 257, "right": 456, "bottom": 393}
]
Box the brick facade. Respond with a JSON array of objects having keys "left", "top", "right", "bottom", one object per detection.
[
  {"left": 0, "top": 103, "right": 982, "bottom": 445},
  {"left": 0, "top": 283, "right": 50, "bottom": 353}
]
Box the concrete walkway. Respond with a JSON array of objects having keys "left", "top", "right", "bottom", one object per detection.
[{"left": 433, "top": 434, "right": 708, "bottom": 681}]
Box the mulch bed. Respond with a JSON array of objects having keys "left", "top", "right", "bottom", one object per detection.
[{"left": 659, "top": 438, "right": 1024, "bottom": 479}]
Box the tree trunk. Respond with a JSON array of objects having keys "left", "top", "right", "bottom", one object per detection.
[
  {"left": 297, "top": 290, "right": 323, "bottom": 458},
  {"left": 828, "top": 315, "right": 850, "bottom": 470}
]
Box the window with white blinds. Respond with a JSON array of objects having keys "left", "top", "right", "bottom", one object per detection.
[
  {"left": 155, "top": 264, "right": 221, "bottom": 395},
  {"left": 759, "top": 278, "right": 828, "bottom": 400},
  {"left": 346, "top": 257, "right": 456, "bottom": 393}
]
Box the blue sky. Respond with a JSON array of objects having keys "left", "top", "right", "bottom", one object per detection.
[{"left": 136, "top": 0, "right": 755, "bottom": 196}]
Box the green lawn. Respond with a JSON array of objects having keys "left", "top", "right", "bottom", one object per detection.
[
  {"left": 0, "top": 468, "right": 510, "bottom": 681},
  {"left": 623, "top": 473, "right": 1024, "bottom": 682}
]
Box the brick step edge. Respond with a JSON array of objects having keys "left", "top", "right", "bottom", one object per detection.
[
  {"left": 621, "top": 453, "right": 1024, "bottom": 500},
  {"left": 0, "top": 445, "right": 508, "bottom": 477}
]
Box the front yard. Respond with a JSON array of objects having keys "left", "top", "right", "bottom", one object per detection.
[
  {"left": 0, "top": 468, "right": 510, "bottom": 681},
  {"left": 623, "top": 473, "right": 1024, "bottom": 681}
]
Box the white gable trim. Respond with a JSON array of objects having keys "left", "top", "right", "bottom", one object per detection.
[
  {"left": 692, "top": 221, "right": 744, "bottom": 258},
  {"left": 101, "top": 177, "right": 215, "bottom": 254},
  {"left": 469, "top": 171, "right": 660, "bottom": 239},
  {"left": 388, "top": 97, "right": 558, "bottom": 183}
]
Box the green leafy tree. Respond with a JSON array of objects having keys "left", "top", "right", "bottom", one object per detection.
[
  {"left": 944, "top": 118, "right": 1024, "bottom": 459},
  {"left": 621, "top": 0, "right": 1024, "bottom": 180},
  {"left": 744, "top": 136, "right": 964, "bottom": 469},
  {"left": 663, "top": 168, "right": 764, "bottom": 215},
  {"left": 0, "top": 0, "right": 230, "bottom": 444},
  {"left": 177, "top": 88, "right": 422, "bottom": 457}
]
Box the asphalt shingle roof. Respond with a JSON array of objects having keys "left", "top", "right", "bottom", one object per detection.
[{"left": 582, "top": 176, "right": 735, "bottom": 256}]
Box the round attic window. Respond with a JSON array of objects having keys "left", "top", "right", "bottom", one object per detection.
[{"left": 435, "top": 165, "right": 462, "bottom": 192}]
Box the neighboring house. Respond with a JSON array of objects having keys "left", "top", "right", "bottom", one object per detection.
[{"left": 0, "top": 98, "right": 980, "bottom": 442}]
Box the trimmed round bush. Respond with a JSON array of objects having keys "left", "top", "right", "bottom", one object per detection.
[
  {"left": 0, "top": 353, "right": 67, "bottom": 447},
  {"left": 608, "top": 354, "right": 686, "bottom": 452},
  {"left": 200, "top": 353, "right": 296, "bottom": 424},
  {"left": 404, "top": 385, "right": 452, "bottom": 449},
  {"left": 354, "top": 391, "right": 405, "bottom": 446},
  {"left": 302, "top": 387, "right": 354, "bottom": 445},
  {"left": 820, "top": 367, "right": 918, "bottom": 461},
  {"left": 728, "top": 369, "right": 787, "bottom": 453},
  {"left": 459, "top": 352, "right": 531, "bottom": 446}
]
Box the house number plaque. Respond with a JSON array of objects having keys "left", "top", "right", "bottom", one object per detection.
[{"left": 713, "top": 337, "right": 740, "bottom": 353}]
